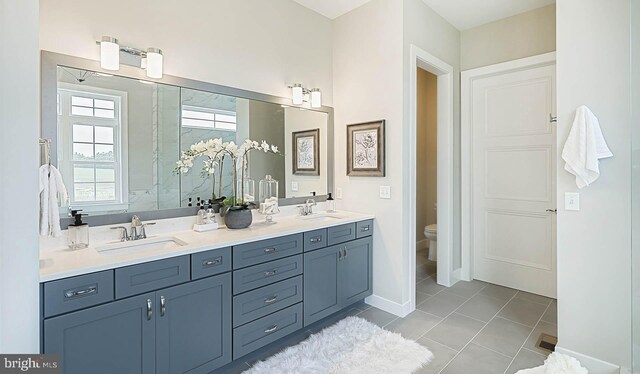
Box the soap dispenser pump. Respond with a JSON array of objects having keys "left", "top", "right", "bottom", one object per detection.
[{"left": 68, "top": 210, "right": 89, "bottom": 249}]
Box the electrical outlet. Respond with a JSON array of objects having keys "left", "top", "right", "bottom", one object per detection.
[
  {"left": 379, "top": 185, "right": 391, "bottom": 199},
  {"left": 565, "top": 192, "right": 580, "bottom": 211},
  {"left": 291, "top": 181, "right": 298, "bottom": 192},
  {"left": 336, "top": 187, "right": 343, "bottom": 199}
]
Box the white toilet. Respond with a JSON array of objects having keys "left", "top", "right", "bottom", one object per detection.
[{"left": 424, "top": 224, "right": 437, "bottom": 261}]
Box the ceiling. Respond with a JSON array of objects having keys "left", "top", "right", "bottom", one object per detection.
[{"left": 293, "top": 0, "right": 555, "bottom": 30}]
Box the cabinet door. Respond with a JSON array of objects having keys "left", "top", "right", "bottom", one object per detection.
[
  {"left": 44, "top": 293, "right": 155, "bottom": 374},
  {"left": 155, "top": 273, "right": 231, "bottom": 374},
  {"left": 341, "top": 237, "right": 373, "bottom": 306},
  {"left": 303, "top": 245, "right": 342, "bottom": 327}
]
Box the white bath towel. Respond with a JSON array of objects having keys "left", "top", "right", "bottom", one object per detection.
[
  {"left": 39, "top": 164, "right": 68, "bottom": 237},
  {"left": 516, "top": 352, "right": 588, "bottom": 374},
  {"left": 561, "top": 105, "right": 613, "bottom": 188}
]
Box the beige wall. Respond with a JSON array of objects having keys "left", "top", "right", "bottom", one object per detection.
[
  {"left": 461, "top": 4, "right": 556, "bottom": 70},
  {"left": 416, "top": 68, "right": 437, "bottom": 243}
]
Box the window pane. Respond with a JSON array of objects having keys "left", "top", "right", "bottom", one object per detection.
[
  {"left": 73, "top": 164, "right": 95, "bottom": 183},
  {"left": 71, "top": 96, "right": 93, "bottom": 107},
  {"left": 95, "top": 144, "right": 114, "bottom": 161},
  {"left": 96, "top": 183, "right": 116, "bottom": 201},
  {"left": 73, "top": 125, "right": 93, "bottom": 142},
  {"left": 183, "top": 108, "right": 215, "bottom": 121},
  {"left": 215, "top": 113, "right": 236, "bottom": 123},
  {"left": 71, "top": 106, "right": 94, "bottom": 117},
  {"left": 182, "top": 117, "right": 214, "bottom": 129},
  {"left": 95, "top": 165, "right": 115, "bottom": 182},
  {"left": 216, "top": 121, "right": 237, "bottom": 131},
  {"left": 94, "top": 99, "right": 114, "bottom": 110},
  {"left": 94, "top": 109, "right": 115, "bottom": 119},
  {"left": 94, "top": 126, "right": 114, "bottom": 144},
  {"left": 73, "top": 143, "right": 94, "bottom": 160},
  {"left": 74, "top": 183, "right": 95, "bottom": 201}
]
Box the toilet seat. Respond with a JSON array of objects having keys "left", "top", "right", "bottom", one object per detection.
[{"left": 424, "top": 224, "right": 437, "bottom": 234}]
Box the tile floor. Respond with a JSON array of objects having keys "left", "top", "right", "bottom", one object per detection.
[{"left": 218, "top": 249, "right": 557, "bottom": 374}]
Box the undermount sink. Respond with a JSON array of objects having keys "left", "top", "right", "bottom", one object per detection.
[
  {"left": 298, "top": 213, "right": 343, "bottom": 221},
  {"left": 96, "top": 236, "right": 188, "bottom": 255}
]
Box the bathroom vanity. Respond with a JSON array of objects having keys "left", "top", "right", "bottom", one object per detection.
[{"left": 39, "top": 214, "right": 373, "bottom": 373}]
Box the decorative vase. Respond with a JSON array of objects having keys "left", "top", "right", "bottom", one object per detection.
[{"left": 224, "top": 208, "right": 253, "bottom": 229}]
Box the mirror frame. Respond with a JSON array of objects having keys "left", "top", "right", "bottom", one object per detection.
[{"left": 41, "top": 51, "right": 334, "bottom": 227}]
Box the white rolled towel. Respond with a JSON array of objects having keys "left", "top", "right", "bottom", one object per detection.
[{"left": 516, "top": 352, "right": 588, "bottom": 374}]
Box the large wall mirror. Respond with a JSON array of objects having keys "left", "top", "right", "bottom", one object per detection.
[{"left": 42, "top": 52, "right": 333, "bottom": 225}]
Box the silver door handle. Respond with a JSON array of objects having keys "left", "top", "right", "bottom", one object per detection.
[
  {"left": 310, "top": 237, "right": 322, "bottom": 243},
  {"left": 146, "top": 299, "right": 153, "bottom": 320},
  {"left": 264, "top": 325, "right": 278, "bottom": 333},
  {"left": 338, "top": 249, "right": 342, "bottom": 261},
  {"left": 264, "top": 270, "right": 278, "bottom": 277},
  {"left": 203, "top": 257, "right": 222, "bottom": 267},
  {"left": 264, "top": 247, "right": 276, "bottom": 253},
  {"left": 361, "top": 226, "right": 370, "bottom": 231},
  {"left": 65, "top": 286, "right": 97, "bottom": 298},
  {"left": 546, "top": 209, "right": 557, "bottom": 213},
  {"left": 549, "top": 114, "right": 557, "bottom": 123},
  {"left": 160, "top": 296, "right": 166, "bottom": 317},
  {"left": 264, "top": 295, "right": 278, "bottom": 304}
]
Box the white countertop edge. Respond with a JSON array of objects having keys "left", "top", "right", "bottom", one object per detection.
[{"left": 40, "top": 211, "right": 375, "bottom": 282}]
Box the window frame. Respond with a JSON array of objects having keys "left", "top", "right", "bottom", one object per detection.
[{"left": 181, "top": 105, "right": 237, "bottom": 131}]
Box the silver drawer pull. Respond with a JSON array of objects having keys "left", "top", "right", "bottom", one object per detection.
[
  {"left": 203, "top": 257, "right": 222, "bottom": 267},
  {"left": 146, "top": 299, "right": 153, "bottom": 321},
  {"left": 264, "top": 270, "right": 278, "bottom": 277},
  {"left": 310, "top": 237, "right": 322, "bottom": 243},
  {"left": 264, "top": 295, "right": 279, "bottom": 304},
  {"left": 362, "top": 226, "right": 370, "bottom": 231},
  {"left": 264, "top": 247, "right": 277, "bottom": 253},
  {"left": 65, "top": 286, "right": 97, "bottom": 298},
  {"left": 264, "top": 325, "right": 278, "bottom": 333},
  {"left": 160, "top": 296, "right": 166, "bottom": 317}
]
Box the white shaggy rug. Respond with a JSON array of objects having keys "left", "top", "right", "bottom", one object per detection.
[{"left": 244, "top": 316, "right": 433, "bottom": 374}]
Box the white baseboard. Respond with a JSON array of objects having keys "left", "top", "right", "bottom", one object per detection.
[
  {"left": 365, "top": 294, "right": 412, "bottom": 318},
  {"left": 555, "top": 346, "right": 621, "bottom": 374}
]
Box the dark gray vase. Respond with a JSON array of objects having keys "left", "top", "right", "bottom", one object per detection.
[{"left": 224, "top": 209, "right": 253, "bottom": 229}]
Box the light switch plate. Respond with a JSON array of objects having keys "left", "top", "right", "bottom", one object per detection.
[
  {"left": 291, "top": 182, "right": 298, "bottom": 192},
  {"left": 380, "top": 186, "right": 391, "bottom": 199},
  {"left": 336, "top": 187, "right": 343, "bottom": 199},
  {"left": 565, "top": 192, "right": 580, "bottom": 211}
]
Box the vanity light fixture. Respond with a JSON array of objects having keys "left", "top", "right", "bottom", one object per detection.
[
  {"left": 288, "top": 83, "right": 322, "bottom": 108},
  {"left": 97, "top": 36, "right": 164, "bottom": 78}
]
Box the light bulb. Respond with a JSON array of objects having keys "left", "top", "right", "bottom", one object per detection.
[
  {"left": 292, "top": 84, "right": 303, "bottom": 105},
  {"left": 146, "top": 48, "right": 163, "bottom": 79},
  {"left": 100, "top": 36, "right": 119, "bottom": 71},
  {"left": 310, "top": 88, "right": 322, "bottom": 108}
]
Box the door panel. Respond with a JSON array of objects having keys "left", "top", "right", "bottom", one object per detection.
[
  {"left": 471, "top": 63, "right": 557, "bottom": 298},
  {"left": 341, "top": 237, "right": 373, "bottom": 306},
  {"left": 155, "top": 273, "right": 231, "bottom": 374},
  {"left": 44, "top": 293, "right": 155, "bottom": 374},
  {"left": 303, "top": 246, "right": 341, "bottom": 326}
]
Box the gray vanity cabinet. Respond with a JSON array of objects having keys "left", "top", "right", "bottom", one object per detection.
[
  {"left": 44, "top": 293, "right": 156, "bottom": 374},
  {"left": 303, "top": 236, "right": 373, "bottom": 327},
  {"left": 155, "top": 274, "right": 231, "bottom": 374}
]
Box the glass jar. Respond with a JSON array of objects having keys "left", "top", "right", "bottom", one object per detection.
[
  {"left": 238, "top": 178, "right": 256, "bottom": 204},
  {"left": 259, "top": 175, "right": 279, "bottom": 203}
]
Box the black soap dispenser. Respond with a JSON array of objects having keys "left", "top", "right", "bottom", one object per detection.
[
  {"left": 68, "top": 210, "right": 89, "bottom": 249},
  {"left": 327, "top": 193, "right": 336, "bottom": 213}
]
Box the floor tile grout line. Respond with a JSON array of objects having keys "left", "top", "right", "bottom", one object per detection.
[
  {"left": 521, "top": 347, "right": 549, "bottom": 357},
  {"left": 437, "top": 290, "right": 520, "bottom": 374},
  {"left": 473, "top": 341, "right": 518, "bottom": 360},
  {"left": 502, "top": 300, "right": 554, "bottom": 374}
]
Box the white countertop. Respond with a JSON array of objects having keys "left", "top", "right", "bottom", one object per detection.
[{"left": 39, "top": 210, "right": 374, "bottom": 282}]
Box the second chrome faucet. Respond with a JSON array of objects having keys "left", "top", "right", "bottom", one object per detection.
[{"left": 111, "top": 215, "right": 156, "bottom": 242}]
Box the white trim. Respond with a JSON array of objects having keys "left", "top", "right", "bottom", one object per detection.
[
  {"left": 460, "top": 52, "right": 556, "bottom": 281},
  {"left": 365, "top": 294, "right": 412, "bottom": 318},
  {"left": 407, "top": 45, "right": 455, "bottom": 316},
  {"left": 555, "top": 346, "right": 621, "bottom": 374}
]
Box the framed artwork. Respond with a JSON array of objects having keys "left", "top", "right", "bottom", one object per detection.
[
  {"left": 292, "top": 128, "right": 320, "bottom": 175},
  {"left": 347, "top": 120, "right": 385, "bottom": 177}
]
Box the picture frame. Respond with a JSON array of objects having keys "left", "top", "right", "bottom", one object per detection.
[
  {"left": 292, "top": 128, "right": 320, "bottom": 176},
  {"left": 347, "top": 120, "right": 385, "bottom": 177}
]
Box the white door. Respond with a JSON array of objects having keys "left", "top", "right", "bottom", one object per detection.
[{"left": 471, "top": 63, "right": 556, "bottom": 298}]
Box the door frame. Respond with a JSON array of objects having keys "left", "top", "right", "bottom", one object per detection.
[
  {"left": 407, "top": 45, "right": 454, "bottom": 314},
  {"left": 460, "top": 52, "right": 557, "bottom": 281}
]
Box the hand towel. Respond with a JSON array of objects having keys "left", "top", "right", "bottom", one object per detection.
[
  {"left": 561, "top": 105, "right": 613, "bottom": 188},
  {"left": 516, "top": 352, "right": 589, "bottom": 374},
  {"left": 39, "top": 164, "right": 69, "bottom": 237}
]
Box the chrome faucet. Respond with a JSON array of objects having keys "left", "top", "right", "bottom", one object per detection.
[
  {"left": 298, "top": 198, "right": 317, "bottom": 216},
  {"left": 111, "top": 215, "right": 155, "bottom": 241}
]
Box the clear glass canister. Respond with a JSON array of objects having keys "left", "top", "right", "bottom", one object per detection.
[
  {"left": 238, "top": 178, "right": 256, "bottom": 204},
  {"left": 259, "top": 175, "right": 279, "bottom": 203}
]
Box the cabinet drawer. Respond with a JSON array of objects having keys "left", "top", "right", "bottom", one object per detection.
[
  {"left": 232, "top": 303, "right": 303, "bottom": 360},
  {"left": 43, "top": 270, "right": 114, "bottom": 318},
  {"left": 115, "top": 256, "right": 190, "bottom": 299},
  {"left": 233, "top": 276, "right": 302, "bottom": 327},
  {"left": 233, "top": 255, "right": 303, "bottom": 295},
  {"left": 327, "top": 223, "right": 356, "bottom": 246},
  {"left": 191, "top": 247, "right": 231, "bottom": 280},
  {"left": 356, "top": 220, "right": 374, "bottom": 238},
  {"left": 233, "top": 234, "right": 303, "bottom": 269},
  {"left": 303, "top": 229, "right": 327, "bottom": 252}
]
